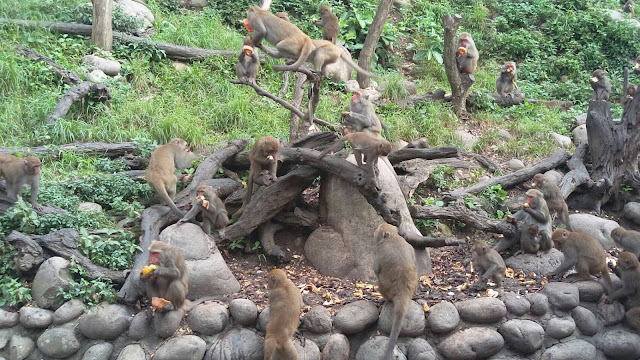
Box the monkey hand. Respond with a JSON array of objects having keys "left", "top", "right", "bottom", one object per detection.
[
  {"left": 341, "top": 111, "right": 350, "bottom": 118},
  {"left": 523, "top": 203, "right": 529, "bottom": 208},
  {"left": 181, "top": 174, "right": 191, "bottom": 183},
  {"left": 33, "top": 204, "right": 44, "bottom": 214},
  {"left": 312, "top": 18, "right": 318, "bottom": 23},
  {"left": 506, "top": 215, "right": 517, "bottom": 223},
  {"left": 151, "top": 297, "right": 172, "bottom": 312},
  {"left": 141, "top": 265, "right": 157, "bottom": 277}
]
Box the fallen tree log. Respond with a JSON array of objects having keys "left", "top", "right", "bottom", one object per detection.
[
  {"left": 447, "top": 149, "right": 571, "bottom": 198},
  {"left": 46, "top": 81, "right": 111, "bottom": 124},
  {"left": 17, "top": 45, "right": 81, "bottom": 85},
  {"left": 387, "top": 146, "right": 459, "bottom": 164},
  {"left": 0, "top": 142, "right": 138, "bottom": 157},
  {"left": 559, "top": 143, "right": 591, "bottom": 198},
  {"left": 0, "top": 18, "right": 236, "bottom": 62}
]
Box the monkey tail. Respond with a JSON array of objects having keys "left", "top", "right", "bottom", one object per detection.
[
  {"left": 317, "top": 138, "right": 346, "bottom": 159},
  {"left": 383, "top": 300, "right": 407, "bottom": 360},
  {"left": 272, "top": 38, "right": 313, "bottom": 72},
  {"left": 339, "top": 52, "right": 378, "bottom": 78},
  {"left": 156, "top": 185, "right": 185, "bottom": 217}
]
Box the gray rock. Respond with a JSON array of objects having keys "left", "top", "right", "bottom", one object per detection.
[
  {"left": 543, "top": 282, "right": 579, "bottom": 311},
  {"left": 498, "top": 129, "right": 512, "bottom": 141},
  {"left": 437, "top": 328, "right": 504, "bottom": 360},
  {"left": 541, "top": 339, "right": 596, "bottom": 360},
  {"left": 172, "top": 62, "right": 188, "bottom": 72},
  {"left": 257, "top": 307, "right": 269, "bottom": 332},
  {"left": 454, "top": 130, "right": 478, "bottom": 149},
  {"left": 5, "top": 231, "right": 44, "bottom": 272},
  {"left": 498, "top": 319, "right": 544, "bottom": 354},
  {"left": 154, "top": 335, "right": 206, "bottom": 360},
  {"left": 455, "top": 297, "right": 506, "bottom": 324},
  {"left": 154, "top": 308, "right": 184, "bottom": 338},
  {"left": 0, "top": 310, "right": 19, "bottom": 328},
  {"left": 116, "top": 344, "right": 146, "bottom": 360},
  {"left": 599, "top": 329, "right": 640, "bottom": 360},
  {"left": 114, "top": 0, "right": 154, "bottom": 28},
  {"left": 356, "top": 336, "right": 406, "bottom": 360},
  {"left": 502, "top": 292, "right": 530, "bottom": 316},
  {"left": 78, "top": 304, "right": 133, "bottom": 340},
  {"left": 87, "top": 70, "right": 108, "bottom": 83},
  {"left": 572, "top": 124, "right": 588, "bottom": 145},
  {"left": 302, "top": 331, "right": 330, "bottom": 350},
  {"left": 322, "top": 333, "right": 349, "bottom": 360},
  {"left": 83, "top": 55, "right": 121, "bottom": 76},
  {"left": 575, "top": 113, "right": 587, "bottom": 126},
  {"left": 19, "top": 307, "right": 53, "bottom": 328},
  {"left": 505, "top": 250, "right": 563, "bottom": 277},
  {"left": 31, "top": 257, "right": 72, "bottom": 309},
  {"left": 158, "top": 224, "right": 209, "bottom": 260},
  {"left": 187, "top": 303, "right": 228, "bottom": 336},
  {"left": 545, "top": 316, "right": 575, "bottom": 339},
  {"left": 622, "top": 202, "right": 640, "bottom": 226},
  {"left": 204, "top": 328, "right": 263, "bottom": 360},
  {"left": 543, "top": 170, "right": 563, "bottom": 185},
  {"left": 78, "top": 202, "right": 103, "bottom": 212},
  {"left": 568, "top": 214, "right": 619, "bottom": 249},
  {"left": 0, "top": 328, "right": 17, "bottom": 350},
  {"left": 571, "top": 306, "right": 598, "bottom": 336},
  {"left": 345, "top": 80, "right": 360, "bottom": 93},
  {"left": 527, "top": 293, "right": 549, "bottom": 316},
  {"left": 506, "top": 159, "right": 525, "bottom": 171},
  {"left": 82, "top": 342, "right": 114, "bottom": 360},
  {"left": 333, "top": 300, "right": 379, "bottom": 334},
  {"left": 405, "top": 338, "right": 438, "bottom": 360},
  {"left": 302, "top": 305, "right": 332, "bottom": 334},
  {"left": 53, "top": 299, "right": 84, "bottom": 325},
  {"left": 294, "top": 338, "right": 320, "bottom": 360},
  {"left": 574, "top": 280, "right": 605, "bottom": 302},
  {"left": 9, "top": 335, "right": 35, "bottom": 360},
  {"left": 427, "top": 300, "right": 459, "bottom": 334},
  {"left": 551, "top": 133, "right": 571, "bottom": 149},
  {"left": 379, "top": 300, "right": 425, "bottom": 337},
  {"left": 128, "top": 311, "right": 150, "bottom": 341},
  {"left": 37, "top": 328, "right": 80, "bottom": 358},
  {"left": 596, "top": 301, "right": 625, "bottom": 325},
  {"left": 229, "top": 299, "right": 257, "bottom": 327}
]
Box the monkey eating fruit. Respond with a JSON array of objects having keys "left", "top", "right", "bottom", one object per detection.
[
  {"left": 589, "top": 69, "right": 611, "bottom": 101},
  {"left": 141, "top": 241, "right": 189, "bottom": 312},
  {"left": 236, "top": 36, "right": 260, "bottom": 85},
  {"left": 239, "top": 136, "right": 280, "bottom": 215},
  {"left": 178, "top": 184, "right": 229, "bottom": 235},
  {"left": 456, "top": 32, "right": 479, "bottom": 74},
  {"left": 312, "top": 5, "right": 339, "bottom": 44}
]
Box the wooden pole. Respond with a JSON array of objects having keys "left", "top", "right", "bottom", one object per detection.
[{"left": 91, "top": 0, "right": 113, "bottom": 50}]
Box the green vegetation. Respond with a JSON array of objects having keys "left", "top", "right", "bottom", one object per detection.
[{"left": 58, "top": 258, "right": 117, "bottom": 307}]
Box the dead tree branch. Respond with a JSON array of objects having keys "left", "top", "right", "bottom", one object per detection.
[
  {"left": 0, "top": 142, "right": 138, "bottom": 157},
  {"left": 47, "top": 81, "right": 112, "bottom": 124},
  {"left": 388, "top": 147, "right": 459, "bottom": 164},
  {"left": 16, "top": 45, "right": 81, "bottom": 85}
]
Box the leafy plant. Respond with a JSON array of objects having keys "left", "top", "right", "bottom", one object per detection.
[
  {"left": 428, "top": 166, "right": 459, "bottom": 192},
  {"left": 58, "top": 257, "right": 117, "bottom": 307},
  {"left": 0, "top": 242, "right": 31, "bottom": 308},
  {"left": 77, "top": 228, "right": 141, "bottom": 270},
  {"left": 478, "top": 184, "right": 508, "bottom": 219}
]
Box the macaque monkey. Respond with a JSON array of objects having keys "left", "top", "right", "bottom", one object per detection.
[
  {"left": 456, "top": 32, "right": 479, "bottom": 74},
  {"left": 312, "top": 5, "right": 339, "bottom": 44},
  {"left": 341, "top": 91, "right": 384, "bottom": 138},
  {"left": 610, "top": 227, "right": 640, "bottom": 259},
  {"left": 317, "top": 132, "right": 392, "bottom": 180},
  {"left": 634, "top": 56, "right": 640, "bottom": 75},
  {"left": 590, "top": 69, "right": 611, "bottom": 101},
  {"left": 177, "top": 184, "right": 229, "bottom": 234},
  {"left": 275, "top": 12, "right": 289, "bottom": 21},
  {"left": 548, "top": 230, "right": 613, "bottom": 292},
  {"left": 624, "top": 0, "right": 635, "bottom": 17},
  {"left": 146, "top": 138, "right": 197, "bottom": 217},
  {"left": 263, "top": 268, "right": 302, "bottom": 360},
  {"left": 623, "top": 84, "right": 636, "bottom": 107},
  {"left": 520, "top": 224, "right": 542, "bottom": 254},
  {"left": 140, "top": 241, "right": 188, "bottom": 312},
  {"left": 531, "top": 173, "right": 572, "bottom": 231},
  {"left": 496, "top": 61, "right": 518, "bottom": 97},
  {"left": 241, "top": 136, "right": 279, "bottom": 212},
  {"left": 509, "top": 189, "right": 553, "bottom": 254},
  {"left": 0, "top": 154, "right": 42, "bottom": 212},
  {"left": 373, "top": 223, "right": 418, "bottom": 360},
  {"left": 469, "top": 239, "right": 506, "bottom": 291},
  {"left": 609, "top": 252, "right": 640, "bottom": 329},
  {"left": 236, "top": 36, "right": 260, "bottom": 85},
  {"left": 244, "top": 6, "right": 312, "bottom": 72}
]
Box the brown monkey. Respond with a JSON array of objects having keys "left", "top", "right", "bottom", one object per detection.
[
  {"left": 610, "top": 227, "right": 640, "bottom": 259},
  {"left": 0, "top": 154, "right": 43, "bottom": 212},
  {"left": 241, "top": 136, "right": 279, "bottom": 212},
  {"left": 469, "top": 239, "right": 506, "bottom": 290},
  {"left": 456, "top": 32, "right": 479, "bottom": 74},
  {"left": 496, "top": 61, "right": 518, "bottom": 97},
  {"left": 236, "top": 36, "right": 260, "bottom": 85},
  {"left": 263, "top": 268, "right": 302, "bottom": 360},
  {"left": 177, "top": 184, "right": 229, "bottom": 234},
  {"left": 341, "top": 91, "right": 384, "bottom": 138},
  {"left": 634, "top": 56, "right": 640, "bottom": 75},
  {"left": 520, "top": 224, "right": 542, "bottom": 254},
  {"left": 313, "top": 5, "right": 339, "bottom": 44},
  {"left": 317, "top": 132, "right": 392, "bottom": 180},
  {"left": 623, "top": 84, "right": 636, "bottom": 107},
  {"left": 624, "top": 0, "right": 635, "bottom": 16},
  {"left": 609, "top": 252, "right": 640, "bottom": 303},
  {"left": 531, "top": 173, "right": 572, "bottom": 231},
  {"left": 140, "top": 241, "right": 188, "bottom": 312},
  {"left": 374, "top": 223, "right": 418, "bottom": 360},
  {"left": 590, "top": 69, "right": 611, "bottom": 101},
  {"left": 548, "top": 230, "right": 613, "bottom": 292},
  {"left": 511, "top": 189, "right": 553, "bottom": 254},
  {"left": 146, "top": 138, "right": 198, "bottom": 217},
  {"left": 245, "top": 6, "right": 313, "bottom": 72},
  {"left": 275, "top": 12, "right": 289, "bottom": 21}
]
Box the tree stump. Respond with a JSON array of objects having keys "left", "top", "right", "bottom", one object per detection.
[{"left": 442, "top": 14, "right": 473, "bottom": 119}]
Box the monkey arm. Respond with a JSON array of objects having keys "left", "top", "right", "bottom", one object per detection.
[
  {"left": 313, "top": 18, "right": 325, "bottom": 27},
  {"left": 480, "top": 264, "right": 500, "bottom": 281},
  {"left": 153, "top": 265, "right": 181, "bottom": 280},
  {"left": 523, "top": 207, "right": 548, "bottom": 223},
  {"left": 547, "top": 250, "right": 577, "bottom": 277},
  {"left": 178, "top": 203, "right": 201, "bottom": 223},
  {"left": 609, "top": 284, "right": 635, "bottom": 300},
  {"left": 512, "top": 209, "right": 527, "bottom": 222},
  {"left": 259, "top": 45, "right": 286, "bottom": 59},
  {"left": 30, "top": 176, "right": 42, "bottom": 212}
]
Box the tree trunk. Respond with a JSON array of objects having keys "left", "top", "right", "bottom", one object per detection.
[
  {"left": 91, "top": 0, "right": 113, "bottom": 51},
  {"left": 356, "top": 0, "right": 393, "bottom": 88},
  {"left": 442, "top": 14, "right": 473, "bottom": 119}
]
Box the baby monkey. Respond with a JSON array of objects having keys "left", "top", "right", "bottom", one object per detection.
[
  {"left": 239, "top": 136, "right": 279, "bottom": 214},
  {"left": 468, "top": 239, "right": 506, "bottom": 291},
  {"left": 317, "top": 132, "right": 391, "bottom": 181},
  {"left": 236, "top": 36, "right": 260, "bottom": 85},
  {"left": 178, "top": 184, "right": 229, "bottom": 235}
]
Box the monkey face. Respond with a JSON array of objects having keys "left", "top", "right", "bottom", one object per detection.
[
  {"left": 243, "top": 18, "right": 253, "bottom": 32},
  {"left": 351, "top": 92, "right": 361, "bottom": 102},
  {"left": 25, "top": 157, "right": 41, "bottom": 175},
  {"left": 149, "top": 251, "right": 160, "bottom": 265},
  {"left": 242, "top": 46, "right": 253, "bottom": 56}
]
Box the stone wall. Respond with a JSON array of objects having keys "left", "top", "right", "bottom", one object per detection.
[{"left": 1, "top": 280, "right": 639, "bottom": 360}]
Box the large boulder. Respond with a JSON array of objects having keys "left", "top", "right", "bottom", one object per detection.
[
  {"left": 568, "top": 214, "right": 619, "bottom": 249},
  {"left": 306, "top": 155, "right": 431, "bottom": 281},
  {"left": 31, "top": 257, "right": 73, "bottom": 309},
  {"left": 204, "top": 328, "right": 264, "bottom": 360},
  {"left": 114, "top": 0, "right": 154, "bottom": 30},
  {"left": 505, "top": 249, "right": 563, "bottom": 276},
  {"left": 78, "top": 304, "right": 134, "bottom": 340}
]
